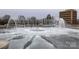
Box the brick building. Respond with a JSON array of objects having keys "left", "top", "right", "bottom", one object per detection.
[{"left": 59, "top": 9, "right": 77, "bottom": 24}]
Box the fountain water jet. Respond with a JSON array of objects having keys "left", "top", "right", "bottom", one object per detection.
[
  {"left": 6, "top": 19, "right": 18, "bottom": 29},
  {"left": 23, "top": 19, "right": 26, "bottom": 28},
  {"left": 6, "top": 18, "right": 26, "bottom": 29},
  {"left": 58, "top": 18, "right": 65, "bottom": 28}
]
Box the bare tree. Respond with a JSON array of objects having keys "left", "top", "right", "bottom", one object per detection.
[{"left": 0, "top": 15, "right": 10, "bottom": 25}]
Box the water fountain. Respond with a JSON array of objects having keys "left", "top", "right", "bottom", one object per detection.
[
  {"left": 58, "top": 18, "right": 65, "bottom": 27},
  {"left": 6, "top": 19, "right": 18, "bottom": 29},
  {"left": 1, "top": 17, "right": 79, "bottom": 49},
  {"left": 23, "top": 19, "right": 26, "bottom": 28}
]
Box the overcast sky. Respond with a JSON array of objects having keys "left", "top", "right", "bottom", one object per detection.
[{"left": 0, "top": 9, "right": 78, "bottom": 19}]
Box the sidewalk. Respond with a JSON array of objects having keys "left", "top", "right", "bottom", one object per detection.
[{"left": 0, "top": 39, "right": 9, "bottom": 49}]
